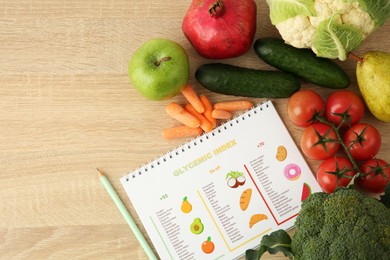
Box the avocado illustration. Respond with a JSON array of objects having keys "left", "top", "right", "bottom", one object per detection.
[{"left": 190, "top": 218, "right": 204, "bottom": 235}]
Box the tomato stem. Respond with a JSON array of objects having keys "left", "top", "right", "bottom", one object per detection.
[{"left": 315, "top": 115, "right": 362, "bottom": 183}]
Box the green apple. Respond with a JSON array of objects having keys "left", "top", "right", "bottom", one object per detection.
[{"left": 129, "top": 38, "right": 190, "bottom": 100}]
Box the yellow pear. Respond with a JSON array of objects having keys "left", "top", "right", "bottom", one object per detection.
[{"left": 355, "top": 51, "right": 390, "bottom": 122}]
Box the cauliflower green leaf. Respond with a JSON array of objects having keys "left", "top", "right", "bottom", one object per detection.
[
  {"left": 348, "top": 0, "right": 390, "bottom": 26},
  {"left": 313, "top": 16, "right": 364, "bottom": 60},
  {"left": 267, "top": 0, "right": 316, "bottom": 24}
]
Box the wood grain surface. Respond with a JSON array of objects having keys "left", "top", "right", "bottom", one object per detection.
[{"left": 0, "top": 1, "right": 389, "bottom": 259}]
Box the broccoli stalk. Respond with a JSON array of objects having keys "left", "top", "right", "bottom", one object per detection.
[{"left": 246, "top": 187, "right": 390, "bottom": 260}]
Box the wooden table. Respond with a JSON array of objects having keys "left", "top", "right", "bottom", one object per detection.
[{"left": 0, "top": 1, "right": 389, "bottom": 259}]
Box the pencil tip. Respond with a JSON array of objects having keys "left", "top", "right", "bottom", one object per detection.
[{"left": 97, "top": 168, "right": 104, "bottom": 177}]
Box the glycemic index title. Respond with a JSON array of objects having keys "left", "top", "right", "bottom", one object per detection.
[{"left": 173, "top": 139, "right": 237, "bottom": 176}]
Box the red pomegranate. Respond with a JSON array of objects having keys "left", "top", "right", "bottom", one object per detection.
[{"left": 182, "top": 0, "right": 257, "bottom": 59}]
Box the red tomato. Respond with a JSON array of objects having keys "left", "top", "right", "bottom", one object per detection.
[
  {"left": 325, "top": 90, "right": 365, "bottom": 127},
  {"left": 300, "top": 123, "right": 340, "bottom": 160},
  {"left": 357, "top": 159, "right": 390, "bottom": 194},
  {"left": 287, "top": 90, "right": 324, "bottom": 127},
  {"left": 343, "top": 123, "right": 381, "bottom": 161},
  {"left": 317, "top": 156, "right": 356, "bottom": 193}
]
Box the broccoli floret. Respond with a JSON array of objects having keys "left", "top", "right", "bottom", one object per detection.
[{"left": 291, "top": 188, "right": 390, "bottom": 260}]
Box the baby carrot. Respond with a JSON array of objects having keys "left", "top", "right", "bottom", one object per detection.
[
  {"left": 199, "top": 95, "right": 217, "bottom": 129},
  {"left": 181, "top": 84, "right": 205, "bottom": 114},
  {"left": 213, "top": 100, "right": 253, "bottom": 112},
  {"left": 212, "top": 109, "right": 232, "bottom": 120},
  {"left": 185, "top": 103, "right": 213, "bottom": 133},
  {"left": 165, "top": 102, "right": 200, "bottom": 128},
  {"left": 162, "top": 126, "right": 203, "bottom": 140}
]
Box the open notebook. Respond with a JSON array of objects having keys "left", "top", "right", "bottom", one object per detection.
[{"left": 120, "top": 100, "right": 321, "bottom": 259}]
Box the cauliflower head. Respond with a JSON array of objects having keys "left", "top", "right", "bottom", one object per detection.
[{"left": 267, "top": 0, "right": 390, "bottom": 60}]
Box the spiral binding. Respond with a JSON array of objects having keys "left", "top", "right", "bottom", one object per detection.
[{"left": 125, "top": 100, "right": 271, "bottom": 182}]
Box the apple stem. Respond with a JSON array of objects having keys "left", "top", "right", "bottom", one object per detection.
[
  {"left": 348, "top": 52, "right": 363, "bottom": 63},
  {"left": 209, "top": 0, "right": 224, "bottom": 16},
  {"left": 155, "top": 56, "right": 171, "bottom": 66}
]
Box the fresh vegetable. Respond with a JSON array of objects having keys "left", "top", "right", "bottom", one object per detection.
[
  {"left": 181, "top": 84, "right": 205, "bottom": 114},
  {"left": 195, "top": 63, "right": 301, "bottom": 98},
  {"left": 343, "top": 123, "right": 381, "bottom": 161},
  {"left": 266, "top": 0, "right": 390, "bottom": 60},
  {"left": 162, "top": 126, "right": 203, "bottom": 140},
  {"left": 288, "top": 89, "right": 388, "bottom": 196},
  {"left": 185, "top": 103, "right": 213, "bottom": 133},
  {"left": 200, "top": 95, "right": 217, "bottom": 128},
  {"left": 352, "top": 50, "right": 390, "bottom": 122},
  {"left": 246, "top": 188, "right": 390, "bottom": 259},
  {"left": 254, "top": 38, "right": 350, "bottom": 89},
  {"left": 182, "top": 0, "right": 257, "bottom": 59},
  {"left": 213, "top": 100, "right": 253, "bottom": 112},
  {"left": 357, "top": 159, "right": 390, "bottom": 194},
  {"left": 212, "top": 109, "right": 232, "bottom": 120},
  {"left": 316, "top": 156, "right": 356, "bottom": 193},
  {"left": 287, "top": 89, "right": 324, "bottom": 127},
  {"left": 165, "top": 102, "right": 200, "bottom": 128},
  {"left": 300, "top": 123, "right": 340, "bottom": 160},
  {"left": 325, "top": 90, "right": 365, "bottom": 127}
]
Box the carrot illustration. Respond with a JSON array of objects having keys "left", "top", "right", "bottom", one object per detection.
[
  {"left": 199, "top": 95, "right": 217, "bottom": 129},
  {"left": 213, "top": 100, "right": 253, "bottom": 112},
  {"left": 165, "top": 102, "right": 200, "bottom": 128},
  {"left": 185, "top": 103, "right": 213, "bottom": 133},
  {"left": 211, "top": 109, "right": 232, "bottom": 120},
  {"left": 181, "top": 84, "right": 205, "bottom": 114},
  {"left": 240, "top": 188, "right": 252, "bottom": 211},
  {"left": 162, "top": 126, "right": 203, "bottom": 140}
]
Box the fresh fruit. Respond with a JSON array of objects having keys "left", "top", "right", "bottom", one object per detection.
[
  {"left": 354, "top": 51, "right": 390, "bottom": 122},
  {"left": 301, "top": 183, "right": 311, "bottom": 201},
  {"left": 357, "top": 158, "right": 390, "bottom": 194},
  {"left": 181, "top": 196, "right": 193, "bottom": 213},
  {"left": 254, "top": 38, "right": 350, "bottom": 89},
  {"left": 316, "top": 156, "right": 356, "bottom": 193},
  {"left": 300, "top": 123, "right": 340, "bottom": 160},
  {"left": 195, "top": 63, "right": 300, "bottom": 98},
  {"left": 343, "top": 123, "right": 381, "bottom": 161},
  {"left": 287, "top": 90, "right": 324, "bottom": 127},
  {"left": 190, "top": 218, "right": 204, "bottom": 235},
  {"left": 325, "top": 90, "right": 365, "bottom": 127},
  {"left": 128, "top": 38, "right": 189, "bottom": 100},
  {"left": 201, "top": 236, "right": 215, "bottom": 254},
  {"left": 182, "top": 0, "right": 257, "bottom": 59}
]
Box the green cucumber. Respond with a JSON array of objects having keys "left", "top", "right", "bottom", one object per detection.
[
  {"left": 195, "top": 63, "right": 300, "bottom": 98},
  {"left": 254, "top": 38, "right": 350, "bottom": 89}
]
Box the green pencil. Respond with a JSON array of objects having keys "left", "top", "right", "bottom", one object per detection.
[{"left": 97, "top": 168, "right": 158, "bottom": 260}]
